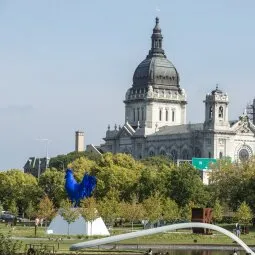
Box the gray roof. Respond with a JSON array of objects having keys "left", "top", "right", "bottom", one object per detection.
[
  {"left": 148, "top": 123, "right": 204, "bottom": 136},
  {"left": 133, "top": 57, "right": 179, "bottom": 88}
]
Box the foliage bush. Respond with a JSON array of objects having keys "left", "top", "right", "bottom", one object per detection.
[
  {"left": 221, "top": 216, "right": 234, "bottom": 224},
  {"left": 0, "top": 232, "right": 22, "bottom": 255}
]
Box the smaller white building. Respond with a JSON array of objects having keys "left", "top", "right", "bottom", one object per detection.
[{"left": 47, "top": 213, "right": 110, "bottom": 236}]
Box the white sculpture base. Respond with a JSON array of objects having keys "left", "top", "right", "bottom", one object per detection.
[{"left": 47, "top": 213, "right": 110, "bottom": 236}]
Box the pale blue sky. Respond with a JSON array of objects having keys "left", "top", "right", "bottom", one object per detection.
[{"left": 1, "top": 0, "right": 255, "bottom": 170}]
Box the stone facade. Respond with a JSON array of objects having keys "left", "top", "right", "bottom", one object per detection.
[{"left": 100, "top": 18, "right": 255, "bottom": 162}]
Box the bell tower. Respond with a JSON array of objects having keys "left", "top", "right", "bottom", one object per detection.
[{"left": 204, "top": 86, "right": 230, "bottom": 130}]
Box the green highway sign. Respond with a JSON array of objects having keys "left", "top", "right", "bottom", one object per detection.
[{"left": 192, "top": 157, "right": 217, "bottom": 170}]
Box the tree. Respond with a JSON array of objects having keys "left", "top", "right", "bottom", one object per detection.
[
  {"left": 142, "top": 192, "right": 162, "bottom": 226},
  {"left": 209, "top": 157, "right": 255, "bottom": 213},
  {"left": 80, "top": 197, "right": 98, "bottom": 235},
  {"left": 120, "top": 196, "right": 145, "bottom": 231},
  {"left": 60, "top": 199, "right": 80, "bottom": 235},
  {"left": 8, "top": 200, "right": 18, "bottom": 216},
  {"left": 0, "top": 232, "right": 22, "bottom": 255},
  {"left": 37, "top": 196, "right": 56, "bottom": 226},
  {"left": 93, "top": 153, "right": 142, "bottom": 201},
  {"left": 0, "top": 203, "right": 3, "bottom": 215},
  {"left": 138, "top": 156, "right": 174, "bottom": 201},
  {"left": 209, "top": 159, "right": 243, "bottom": 210},
  {"left": 39, "top": 169, "right": 66, "bottom": 207},
  {"left": 168, "top": 163, "right": 209, "bottom": 207},
  {"left": 212, "top": 199, "right": 223, "bottom": 223},
  {"left": 49, "top": 151, "right": 101, "bottom": 171},
  {"left": 180, "top": 203, "right": 192, "bottom": 222},
  {"left": 162, "top": 198, "right": 179, "bottom": 223},
  {"left": 235, "top": 201, "right": 253, "bottom": 227},
  {"left": 0, "top": 170, "right": 42, "bottom": 215},
  {"left": 97, "top": 189, "right": 121, "bottom": 226},
  {"left": 25, "top": 201, "right": 35, "bottom": 221}
]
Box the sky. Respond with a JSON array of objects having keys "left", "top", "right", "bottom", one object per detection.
[{"left": 1, "top": 0, "right": 255, "bottom": 170}]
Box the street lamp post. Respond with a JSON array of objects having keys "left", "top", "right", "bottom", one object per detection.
[{"left": 37, "top": 138, "right": 51, "bottom": 168}]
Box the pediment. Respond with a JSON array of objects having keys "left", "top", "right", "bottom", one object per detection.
[
  {"left": 117, "top": 125, "right": 135, "bottom": 138},
  {"left": 232, "top": 119, "right": 255, "bottom": 135}
]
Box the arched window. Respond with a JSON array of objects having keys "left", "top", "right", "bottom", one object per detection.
[
  {"left": 159, "top": 109, "right": 162, "bottom": 121},
  {"left": 194, "top": 147, "right": 201, "bottom": 158},
  {"left": 219, "top": 152, "right": 223, "bottom": 159},
  {"left": 171, "top": 150, "right": 178, "bottom": 161},
  {"left": 141, "top": 107, "right": 144, "bottom": 121},
  {"left": 209, "top": 106, "right": 213, "bottom": 119},
  {"left": 149, "top": 151, "right": 155, "bottom": 157},
  {"left": 166, "top": 110, "right": 168, "bottom": 121},
  {"left": 133, "top": 109, "right": 135, "bottom": 122},
  {"left": 182, "top": 149, "right": 189, "bottom": 160},
  {"left": 159, "top": 40, "right": 162, "bottom": 48},
  {"left": 219, "top": 106, "right": 223, "bottom": 118},
  {"left": 137, "top": 108, "right": 140, "bottom": 121},
  {"left": 172, "top": 110, "right": 175, "bottom": 122},
  {"left": 160, "top": 150, "right": 166, "bottom": 156}
]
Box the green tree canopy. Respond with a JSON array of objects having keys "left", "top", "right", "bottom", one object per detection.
[
  {"left": 212, "top": 198, "right": 223, "bottom": 223},
  {"left": 0, "top": 203, "right": 3, "bottom": 215},
  {"left": 209, "top": 157, "right": 255, "bottom": 212},
  {"left": 0, "top": 170, "right": 42, "bottom": 214},
  {"left": 168, "top": 163, "right": 209, "bottom": 207},
  {"left": 94, "top": 153, "right": 142, "bottom": 201},
  {"left": 49, "top": 151, "right": 101, "bottom": 171},
  {"left": 25, "top": 201, "right": 35, "bottom": 220},
  {"left": 60, "top": 199, "right": 80, "bottom": 235},
  {"left": 37, "top": 195, "right": 56, "bottom": 222},
  {"left": 68, "top": 157, "right": 97, "bottom": 181},
  {"left": 120, "top": 195, "right": 145, "bottom": 231},
  {"left": 162, "top": 197, "right": 180, "bottom": 223},
  {"left": 8, "top": 200, "right": 18, "bottom": 216},
  {"left": 39, "top": 169, "right": 66, "bottom": 207},
  {"left": 235, "top": 201, "right": 253, "bottom": 226},
  {"left": 80, "top": 197, "right": 99, "bottom": 235},
  {"left": 97, "top": 189, "right": 121, "bottom": 225},
  {"left": 79, "top": 197, "right": 98, "bottom": 222},
  {"left": 142, "top": 192, "right": 162, "bottom": 224},
  {"left": 180, "top": 202, "right": 192, "bottom": 222}
]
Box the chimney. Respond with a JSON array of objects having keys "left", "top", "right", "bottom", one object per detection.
[{"left": 75, "top": 131, "right": 85, "bottom": 152}]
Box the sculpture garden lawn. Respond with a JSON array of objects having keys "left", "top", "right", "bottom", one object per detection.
[{"left": 1, "top": 222, "right": 255, "bottom": 248}]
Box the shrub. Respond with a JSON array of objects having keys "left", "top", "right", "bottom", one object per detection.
[{"left": 0, "top": 232, "right": 22, "bottom": 255}]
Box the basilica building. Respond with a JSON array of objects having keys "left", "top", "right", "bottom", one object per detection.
[{"left": 99, "top": 18, "right": 255, "bottom": 162}]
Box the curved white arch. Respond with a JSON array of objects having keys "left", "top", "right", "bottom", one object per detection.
[{"left": 70, "top": 222, "right": 254, "bottom": 254}]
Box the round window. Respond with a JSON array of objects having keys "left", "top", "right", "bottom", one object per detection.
[{"left": 239, "top": 148, "right": 249, "bottom": 161}]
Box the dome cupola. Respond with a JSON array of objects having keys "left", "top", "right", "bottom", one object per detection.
[{"left": 132, "top": 17, "right": 179, "bottom": 90}]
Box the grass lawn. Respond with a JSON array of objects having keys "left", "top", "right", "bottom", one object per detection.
[{"left": 1, "top": 222, "right": 255, "bottom": 253}]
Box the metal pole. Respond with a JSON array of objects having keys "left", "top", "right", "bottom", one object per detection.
[
  {"left": 36, "top": 138, "right": 51, "bottom": 169},
  {"left": 38, "top": 159, "right": 41, "bottom": 180},
  {"left": 45, "top": 139, "right": 50, "bottom": 168}
]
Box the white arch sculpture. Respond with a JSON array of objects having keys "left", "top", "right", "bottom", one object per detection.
[{"left": 70, "top": 222, "right": 254, "bottom": 254}]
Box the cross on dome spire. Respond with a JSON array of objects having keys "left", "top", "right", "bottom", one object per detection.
[
  {"left": 148, "top": 17, "right": 165, "bottom": 58},
  {"left": 153, "top": 17, "right": 161, "bottom": 32}
]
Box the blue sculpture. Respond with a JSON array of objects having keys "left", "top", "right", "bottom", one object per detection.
[{"left": 65, "top": 168, "right": 97, "bottom": 206}]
